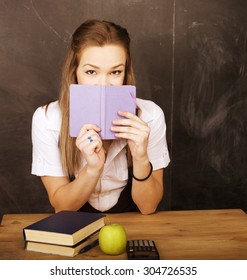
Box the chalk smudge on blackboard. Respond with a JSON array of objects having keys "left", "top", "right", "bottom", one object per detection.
[{"left": 180, "top": 17, "right": 247, "bottom": 182}]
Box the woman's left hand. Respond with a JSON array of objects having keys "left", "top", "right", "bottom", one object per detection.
[{"left": 111, "top": 111, "right": 150, "bottom": 161}]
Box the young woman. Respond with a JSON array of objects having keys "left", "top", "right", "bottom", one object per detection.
[{"left": 31, "top": 19, "right": 170, "bottom": 214}]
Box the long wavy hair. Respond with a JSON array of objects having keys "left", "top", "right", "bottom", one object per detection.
[{"left": 58, "top": 19, "right": 135, "bottom": 178}]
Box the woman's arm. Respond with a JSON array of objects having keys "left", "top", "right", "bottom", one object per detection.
[
  {"left": 41, "top": 164, "right": 102, "bottom": 212},
  {"left": 131, "top": 158, "right": 164, "bottom": 214},
  {"left": 41, "top": 123, "right": 105, "bottom": 212},
  {"left": 111, "top": 110, "right": 165, "bottom": 214}
]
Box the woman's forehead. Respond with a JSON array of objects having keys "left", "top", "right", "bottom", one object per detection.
[{"left": 78, "top": 45, "right": 126, "bottom": 67}]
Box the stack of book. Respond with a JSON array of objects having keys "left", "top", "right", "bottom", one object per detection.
[{"left": 23, "top": 210, "right": 105, "bottom": 257}]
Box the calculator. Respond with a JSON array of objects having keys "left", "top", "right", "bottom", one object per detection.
[{"left": 126, "top": 239, "right": 160, "bottom": 260}]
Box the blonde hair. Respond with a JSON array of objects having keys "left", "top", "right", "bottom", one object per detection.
[{"left": 58, "top": 19, "right": 135, "bottom": 178}]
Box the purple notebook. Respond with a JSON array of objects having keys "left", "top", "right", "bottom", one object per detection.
[{"left": 69, "top": 84, "right": 136, "bottom": 139}]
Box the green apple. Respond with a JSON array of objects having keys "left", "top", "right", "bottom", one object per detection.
[{"left": 99, "top": 224, "right": 127, "bottom": 255}]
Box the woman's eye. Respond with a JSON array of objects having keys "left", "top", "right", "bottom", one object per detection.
[
  {"left": 112, "top": 70, "right": 122, "bottom": 75},
  {"left": 86, "top": 70, "right": 96, "bottom": 75}
]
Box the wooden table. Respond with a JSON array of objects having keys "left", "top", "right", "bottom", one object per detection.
[{"left": 1, "top": 209, "right": 247, "bottom": 259}]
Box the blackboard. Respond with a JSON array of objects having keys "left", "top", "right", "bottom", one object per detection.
[{"left": 172, "top": 0, "right": 247, "bottom": 210}]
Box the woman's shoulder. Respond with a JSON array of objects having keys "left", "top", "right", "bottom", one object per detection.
[
  {"left": 32, "top": 100, "right": 61, "bottom": 131},
  {"left": 136, "top": 98, "right": 164, "bottom": 123}
]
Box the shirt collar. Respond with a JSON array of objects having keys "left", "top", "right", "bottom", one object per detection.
[
  {"left": 136, "top": 98, "right": 153, "bottom": 123},
  {"left": 106, "top": 139, "right": 127, "bottom": 164}
]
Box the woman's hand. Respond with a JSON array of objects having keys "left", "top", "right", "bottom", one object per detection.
[
  {"left": 111, "top": 111, "right": 150, "bottom": 161},
  {"left": 76, "top": 124, "right": 105, "bottom": 173}
]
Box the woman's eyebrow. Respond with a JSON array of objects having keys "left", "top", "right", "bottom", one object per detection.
[
  {"left": 82, "top": 63, "right": 125, "bottom": 69},
  {"left": 82, "top": 64, "right": 99, "bottom": 68},
  {"left": 111, "top": 63, "right": 125, "bottom": 69}
]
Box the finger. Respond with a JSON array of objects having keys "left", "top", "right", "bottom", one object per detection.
[
  {"left": 113, "top": 113, "right": 147, "bottom": 128},
  {"left": 84, "top": 140, "right": 102, "bottom": 155},
  {"left": 77, "top": 137, "right": 102, "bottom": 155},
  {"left": 111, "top": 125, "right": 146, "bottom": 135},
  {"left": 117, "top": 111, "right": 144, "bottom": 124},
  {"left": 112, "top": 118, "right": 145, "bottom": 129},
  {"left": 112, "top": 120, "right": 150, "bottom": 133},
  {"left": 82, "top": 131, "right": 101, "bottom": 142},
  {"left": 77, "top": 129, "right": 102, "bottom": 147},
  {"left": 114, "top": 131, "right": 147, "bottom": 143},
  {"left": 76, "top": 131, "right": 93, "bottom": 147},
  {"left": 87, "top": 136, "right": 103, "bottom": 153},
  {"left": 76, "top": 133, "right": 101, "bottom": 149},
  {"left": 77, "top": 124, "right": 101, "bottom": 138}
]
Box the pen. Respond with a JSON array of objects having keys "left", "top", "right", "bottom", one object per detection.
[{"left": 80, "top": 239, "right": 99, "bottom": 253}]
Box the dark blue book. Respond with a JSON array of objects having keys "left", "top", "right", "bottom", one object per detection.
[
  {"left": 25, "top": 231, "right": 99, "bottom": 257},
  {"left": 23, "top": 211, "right": 105, "bottom": 246}
]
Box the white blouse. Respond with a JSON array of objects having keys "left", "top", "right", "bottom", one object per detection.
[{"left": 31, "top": 98, "right": 170, "bottom": 211}]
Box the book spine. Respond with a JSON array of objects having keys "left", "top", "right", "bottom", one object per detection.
[{"left": 100, "top": 86, "right": 106, "bottom": 138}]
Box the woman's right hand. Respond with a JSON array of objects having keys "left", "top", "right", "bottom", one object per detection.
[{"left": 76, "top": 124, "right": 105, "bottom": 174}]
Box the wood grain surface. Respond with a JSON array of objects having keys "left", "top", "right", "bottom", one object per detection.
[{"left": 1, "top": 209, "right": 247, "bottom": 260}]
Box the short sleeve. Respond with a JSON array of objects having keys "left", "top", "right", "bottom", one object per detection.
[
  {"left": 138, "top": 99, "right": 170, "bottom": 170},
  {"left": 31, "top": 103, "right": 66, "bottom": 176}
]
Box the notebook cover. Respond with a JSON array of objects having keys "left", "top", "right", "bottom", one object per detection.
[
  {"left": 69, "top": 84, "right": 136, "bottom": 139},
  {"left": 23, "top": 211, "right": 105, "bottom": 235}
]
